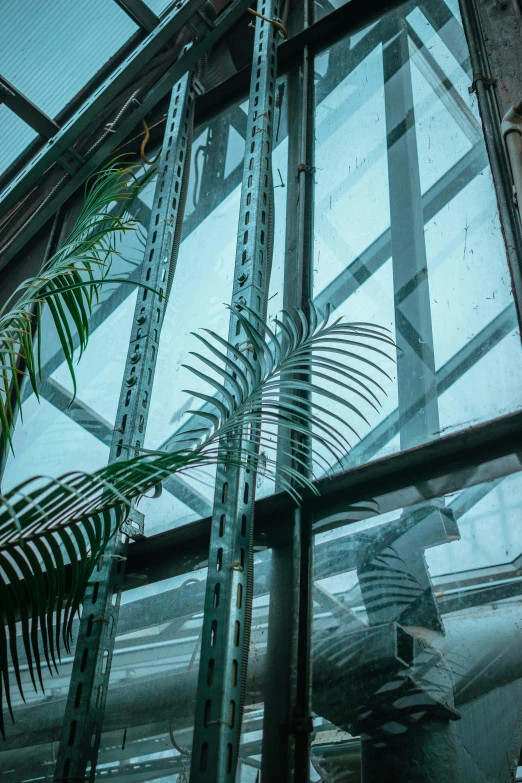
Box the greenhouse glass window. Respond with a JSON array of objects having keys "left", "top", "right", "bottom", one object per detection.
[
  {"left": 1, "top": 0, "right": 522, "bottom": 781},
  {"left": 313, "top": 3, "right": 522, "bottom": 473}
]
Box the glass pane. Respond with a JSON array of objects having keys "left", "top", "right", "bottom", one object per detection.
[
  {"left": 95, "top": 566, "right": 207, "bottom": 782},
  {"left": 0, "top": 0, "right": 138, "bottom": 119},
  {"left": 0, "top": 626, "right": 77, "bottom": 780},
  {"left": 313, "top": 2, "right": 522, "bottom": 475},
  {"left": 312, "top": 469, "right": 522, "bottom": 781},
  {"left": 91, "top": 551, "right": 270, "bottom": 782},
  {"left": 3, "top": 221, "right": 145, "bottom": 486},
  {"left": 315, "top": 0, "right": 352, "bottom": 22}
]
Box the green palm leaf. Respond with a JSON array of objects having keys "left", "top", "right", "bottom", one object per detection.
[
  {"left": 0, "top": 160, "right": 150, "bottom": 457},
  {"left": 0, "top": 302, "right": 394, "bottom": 734}
]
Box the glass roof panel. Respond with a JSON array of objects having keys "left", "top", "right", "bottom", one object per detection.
[{"left": 0, "top": 0, "right": 138, "bottom": 120}]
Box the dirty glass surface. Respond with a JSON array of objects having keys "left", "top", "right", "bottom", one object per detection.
[
  {"left": 310, "top": 466, "right": 522, "bottom": 782},
  {"left": 2, "top": 82, "right": 287, "bottom": 532},
  {"left": 313, "top": 1, "right": 522, "bottom": 475},
  {"left": 91, "top": 554, "right": 270, "bottom": 783}
]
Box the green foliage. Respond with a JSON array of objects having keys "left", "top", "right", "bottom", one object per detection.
[
  {"left": 0, "top": 161, "right": 144, "bottom": 456},
  {"left": 0, "top": 301, "right": 394, "bottom": 732},
  {"left": 0, "top": 160, "right": 395, "bottom": 734}
]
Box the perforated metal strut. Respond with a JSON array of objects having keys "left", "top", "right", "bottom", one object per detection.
[
  {"left": 189, "top": 3, "right": 280, "bottom": 781},
  {"left": 54, "top": 72, "right": 198, "bottom": 783}
]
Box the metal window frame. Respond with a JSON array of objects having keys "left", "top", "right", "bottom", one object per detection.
[{"left": 1, "top": 0, "right": 522, "bottom": 780}]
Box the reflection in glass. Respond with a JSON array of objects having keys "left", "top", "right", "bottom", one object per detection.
[
  {"left": 313, "top": 2, "right": 522, "bottom": 474},
  {"left": 311, "top": 470, "right": 522, "bottom": 781}
]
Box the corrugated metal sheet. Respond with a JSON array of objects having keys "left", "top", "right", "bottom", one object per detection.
[{"left": 0, "top": 0, "right": 138, "bottom": 119}]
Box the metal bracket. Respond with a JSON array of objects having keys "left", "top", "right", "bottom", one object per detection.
[
  {"left": 297, "top": 162, "right": 316, "bottom": 177},
  {"left": 120, "top": 506, "right": 145, "bottom": 539},
  {"left": 469, "top": 73, "right": 497, "bottom": 94},
  {"left": 56, "top": 148, "right": 87, "bottom": 175}
]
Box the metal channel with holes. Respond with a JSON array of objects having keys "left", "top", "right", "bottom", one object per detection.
[
  {"left": 53, "top": 72, "right": 197, "bottom": 783},
  {"left": 189, "top": 3, "right": 280, "bottom": 781}
]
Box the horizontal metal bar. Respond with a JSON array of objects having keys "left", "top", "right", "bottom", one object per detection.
[
  {"left": 112, "top": 0, "right": 161, "bottom": 32},
  {"left": 195, "top": 0, "right": 410, "bottom": 124},
  {"left": 127, "top": 407, "right": 522, "bottom": 579},
  {"left": 0, "top": 76, "right": 60, "bottom": 138},
  {"left": 11, "top": 470, "right": 501, "bottom": 651}
]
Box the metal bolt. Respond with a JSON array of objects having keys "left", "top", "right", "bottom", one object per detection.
[
  {"left": 237, "top": 272, "right": 248, "bottom": 285},
  {"left": 236, "top": 296, "right": 247, "bottom": 309},
  {"left": 130, "top": 350, "right": 141, "bottom": 364},
  {"left": 137, "top": 314, "right": 146, "bottom": 325},
  {"left": 126, "top": 375, "right": 137, "bottom": 387}
]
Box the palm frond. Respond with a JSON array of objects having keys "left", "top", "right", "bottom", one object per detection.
[
  {"left": 0, "top": 302, "right": 394, "bottom": 733},
  {"left": 0, "top": 161, "right": 147, "bottom": 457}
]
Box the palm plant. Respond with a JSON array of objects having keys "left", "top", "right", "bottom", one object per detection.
[
  {"left": 0, "top": 162, "right": 149, "bottom": 456},
  {"left": 0, "top": 163, "right": 395, "bottom": 734}
]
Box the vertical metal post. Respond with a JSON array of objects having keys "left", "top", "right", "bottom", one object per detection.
[
  {"left": 54, "top": 72, "right": 198, "bottom": 783},
  {"left": 458, "top": 0, "right": 522, "bottom": 333},
  {"left": 356, "top": 17, "right": 459, "bottom": 780},
  {"left": 189, "top": 4, "right": 280, "bottom": 781},
  {"left": 360, "top": 7, "right": 443, "bottom": 636},
  {"left": 261, "top": 1, "right": 315, "bottom": 780},
  {"left": 383, "top": 11, "right": 439, "bottom": 450}
]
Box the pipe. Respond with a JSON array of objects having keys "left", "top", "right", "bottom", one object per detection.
[
  {"left": 4, "top": 601, "right": 522, "bottom": 755},
  {"left": 502, "top": 97, "right": 522, "bottom": 223}
]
